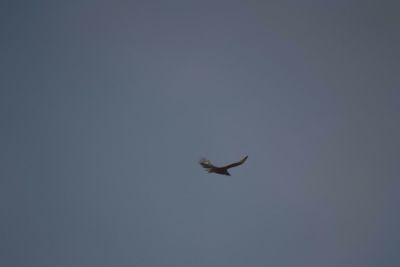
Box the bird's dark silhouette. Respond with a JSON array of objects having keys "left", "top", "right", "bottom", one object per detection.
[{"left": 199, "top": 156, "right": 248, "bottom": 176}]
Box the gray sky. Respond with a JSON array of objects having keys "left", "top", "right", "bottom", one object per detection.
[{"left": 1, "top": 1, "right": 399, "bottom": 266}]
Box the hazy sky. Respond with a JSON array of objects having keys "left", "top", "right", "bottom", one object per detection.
[{"left": 1, "top": 1, "right": 399, "bottom": 266}]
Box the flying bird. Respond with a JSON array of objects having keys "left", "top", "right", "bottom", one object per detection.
[{"left": 199, "top": 156, "right": 248, "bottom": 176}]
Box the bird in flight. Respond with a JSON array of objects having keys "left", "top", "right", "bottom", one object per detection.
[{"left": 199, "top": 156, "right": 248, "bottom": 176}]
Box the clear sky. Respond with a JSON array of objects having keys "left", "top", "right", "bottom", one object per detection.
[{"left": 1, "top": 1, "right": 399, "bottom": 266}]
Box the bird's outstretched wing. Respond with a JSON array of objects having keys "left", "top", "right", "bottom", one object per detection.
[
  {"left": 222, "top": 155, "right": 248, "bottom": 169},
  {"left": 199, "top": 158, "right": 216, "bottom": 170}
]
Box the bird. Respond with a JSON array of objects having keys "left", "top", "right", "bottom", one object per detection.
[{"left": 199, "top": 156, "right": 248, "bottom": 176}]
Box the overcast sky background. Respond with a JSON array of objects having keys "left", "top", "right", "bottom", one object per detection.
[{"left": 1, "top": 1, "right": 399, "bottom": 266}]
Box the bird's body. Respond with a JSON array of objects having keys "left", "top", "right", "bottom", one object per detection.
[{"left": 199, "top": 156, "right": 248, "bottom": 176}]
